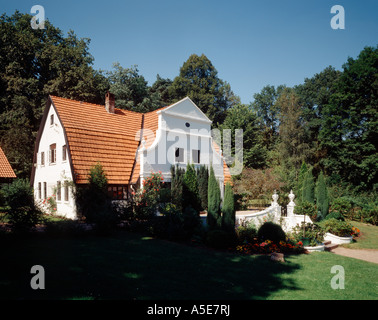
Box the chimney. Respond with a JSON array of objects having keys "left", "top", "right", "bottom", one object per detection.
[{"left": 105, "top": 91, "right": 115, "bottom": 114}]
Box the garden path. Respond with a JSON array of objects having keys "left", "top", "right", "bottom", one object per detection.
[{"left": 329, "top": 247, "right": 378, "bottom": 264}]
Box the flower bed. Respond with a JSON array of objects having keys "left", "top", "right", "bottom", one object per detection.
[
  {"left": 236, "top": 239, "right": 305, "bottom": 255},
  {"left": 318, "top": 218, "right": 359, "bottom": 239}
]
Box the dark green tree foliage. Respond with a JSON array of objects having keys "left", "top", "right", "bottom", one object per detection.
[
  {"left": 170, "top": 165, "right": 185, "bottom": 212},
  {"left": 183, "top": 163, "right": 200, "bottom": 211},
  {"left": 169, "top": 54, "right": 240, "bottom": 123},
  {"left": 221, "top": 182, "right": 235, "bottom": 232},
  {"left": 319, "top": 46, "right": 378, "bottom": 190},
  {"left": 294, "top": 66, "right": 341, "bottom": 169},
  {"left": 197, "top": 165, "right": 209, "bottom": 211},
  {"left": 0, "top": 12, "right": 108, "bottom": 178},
  {"left": 1, "top": 178, "right": 42, "bottom": 233},
  {"left": 149, "top": 74, "right": 174, "bottom": 109},
  {"left": 217, "top": 104, "right": 266, "bottom": 169},
  {"left": 74, "top": 163, "right": 116, "bottom": 232},
  {"left": 107, "top": 63, "right": 153, "bottom": 113},
  {"left": 276, "top": 88, "right": 310, "bottom": 171},
  {"left": 251, "top": 84, "right": 286, "bottom": 150},
  {"left": 296, "top": 161, "right": 308, "bottom": 202},
  {"left": 302, "top": 168, "right": 315, "bottom": 204},
  {"left": 207, "top": 165, "right": 221, "bottom": 228},
  {"left": 316, "top": 171, "right": 329, "bottom": 221}
]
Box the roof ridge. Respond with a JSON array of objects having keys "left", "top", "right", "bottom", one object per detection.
[{"left": 50, "top": 95, "right": 144, "bottom": 115}]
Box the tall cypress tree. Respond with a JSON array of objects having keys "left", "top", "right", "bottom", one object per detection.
[
  {"left": 207, "top": 165, "right": 221, "bottom": 228},
  {"left": 197, "top": 165, "right": 208, "bottom": 211},
  {"left": 222, "top": 182, "right": 235, "bottom": 232},
  {"left": 316, "top": 171, "right": 329, "bottom": 220},
  {"left": 170, "top": 165, "right": 184, "bottom": 212},
  {"left": 297, "top": 161, "right": 308, "bottom": 203},
  {"left": 183, "top": 163, "right": 200, "bottom": 211},
  {"left": 302, "top": 169, "right": 315, "bottom": 204}
]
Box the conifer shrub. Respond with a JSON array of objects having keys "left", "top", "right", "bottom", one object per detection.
[
  {"left": 207, "top": 165, "right": 221, "bottom": 229},
  {"left": 222, "top": 182, "right": 235, "bottom": 232},
  {"left": 183, "top": 163, "right": 200, "bottom": 211},
  {"left": 170, "top": 165, "right": 184, "bottom": 212},
  {"left": 315, "top": 171, "right": 329, "bottom": 220},
  {"left": 197, "top": 165, "right": 208, "bottom": 211},
  {"left": 302, "top": 168, "right": 315, "bottom": 204}
]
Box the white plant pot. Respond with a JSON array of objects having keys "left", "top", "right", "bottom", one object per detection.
[
  {"left": 324, "top": 232, "right": 353, "bottom": 245},
  {"left": 304, "top": 244, "right": 325, "bottom": 252}
]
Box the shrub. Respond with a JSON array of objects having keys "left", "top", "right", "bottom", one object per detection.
[
  {"left": 329, "top": 197, "right": 353, "bottom": 218},
  {"left": 236, "top": 220, "right": 257, "bottom": 244},
  {"left": 302, "top": 169, "right": 315, "bottom": 204},
  {"left": 207, "top": 165, "right": 221, "bottom": 229},
  {"left": 183, "top": 163, "right": 200, "bottom": 211},
  {"left": 148, "top": 203, "right": 201, "bottom": 241},
  {"left": 291, "top": 222, "right": 325, "bottom": 246},
  {"left": 221, "top": 182, "right": 235, "bottom": 232},
  {"left": 318, "top": 218, "right": 354, "bottom": 237},
  {"left": 257, "top": 221, "right": 286, "bottom": 244},
  {"left": 315, "top": 171, "right": 329, "bottom": 220},
  {"left": 197, "top": 165, "right": 208, "bottom": 211},
  {"left": 324, "top": 211, "right": 344, "bottom": 221},
  {"left": 131, "top": 171, "right": 166, "bottom": 219},
  {"left": 74, "top": 163, "right": 118, "bottom": 234},
  {"left": 1, "top": 179, "right": 43, "bottom": 233},
  {"left": 170, "top": 165, "right": 184, "bottom": 212}
]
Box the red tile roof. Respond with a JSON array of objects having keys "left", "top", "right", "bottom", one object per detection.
[
  {"left": 50, "top": 96, "right": 142, "bottom": 185},
  {"left": 49, "top": 96, "right": 231, "bottom": 185},
  {"left": 0, "top": 147, "right": 16, "bottom": 178}
]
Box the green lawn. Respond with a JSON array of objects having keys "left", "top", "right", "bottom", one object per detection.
[
  {"left": 345, "top": 221, "right": 378, "bottom": 250},
  {"left": 0, "top": 230, "right": 376, "bottom": 300}
]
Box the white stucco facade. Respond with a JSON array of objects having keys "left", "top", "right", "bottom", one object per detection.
[
  {"left": 32, "top": 96, "right": 227, "bottom": 219},
  {"left": 33, "top": 103, "right": 76, "bottom": 219},
  {"left": 139, "top": 97, "right": 225, "bottom": 198}
]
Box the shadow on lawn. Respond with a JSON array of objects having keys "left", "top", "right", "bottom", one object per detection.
[{"left": 0, "top": 229, "right": 303, "bottom": 300}]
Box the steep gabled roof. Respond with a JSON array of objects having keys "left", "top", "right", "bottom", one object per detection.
[
  {"left": 0, "top": 147, "right": 16, "bottom": 178},
  {"left": 34, "top": 95, "right": 231, "bottom": 186},
  {"left": 49, "top": 96, "right": 143, "bottom": 185}
]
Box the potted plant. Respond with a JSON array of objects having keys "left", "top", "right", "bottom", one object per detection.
[{"left": 292, "top": 223, "right": 325, "bottom": 250}]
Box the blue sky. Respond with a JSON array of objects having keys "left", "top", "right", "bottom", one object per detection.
[{"left": 2, "top": 0, "right": 378, "bottom": 104}]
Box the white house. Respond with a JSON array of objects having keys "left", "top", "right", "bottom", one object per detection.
[{"left": 31, "top": 93, "right": 231, "bottom": 219}]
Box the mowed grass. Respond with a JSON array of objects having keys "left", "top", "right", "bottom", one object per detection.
[
  {"left": 345, "top": 221, "right": 378, "bottom": 250},
  {"left": 0, "top": 230, "right": 376, "bottom": 300}
]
